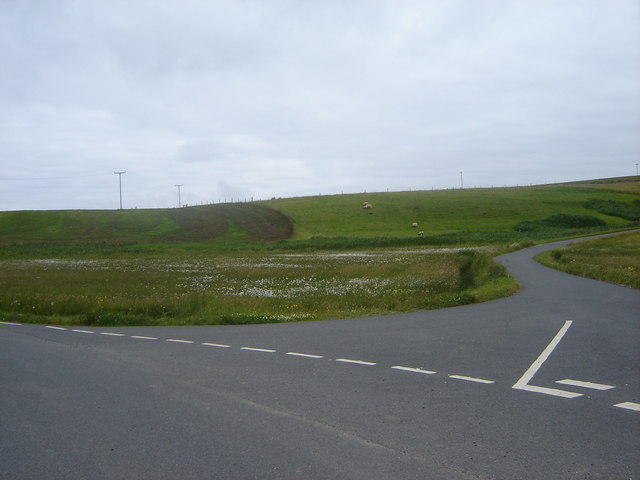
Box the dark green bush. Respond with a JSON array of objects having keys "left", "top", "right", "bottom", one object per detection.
[
  {"left": 515, "top": 214, "right": 605, "bottom": 232},
  {"left": 544, "top": 214, "right": 606, "bottom": 228},
  {"left": 513, "top": 221, "right": 537, "bottom": 232},
  {"left": 584, "top": 199, "right": 640, "bottom": 221},
  {"left": 456, "top": 249, "right": 507, "bottom": 290}
]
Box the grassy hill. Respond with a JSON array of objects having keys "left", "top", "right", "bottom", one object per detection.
[
  {"left": 0, "top": 176, "right": 638, "bottom": 254},
  {"left": 0, "top": 203, "right": 293, "bottom": 247},
  {"left": 263, "top": 177, "right": 640, "bottom": 240}
]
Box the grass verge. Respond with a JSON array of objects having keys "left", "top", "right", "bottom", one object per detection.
[{"left": 536, "top": 232, "right": 640, "bottom": 289}]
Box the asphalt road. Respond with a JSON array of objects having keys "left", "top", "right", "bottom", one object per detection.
[{"left": 1, "top": 237, "right": 638, "bottom": 479}]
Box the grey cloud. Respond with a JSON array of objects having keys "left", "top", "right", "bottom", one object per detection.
[{"left": 0, "top": 0, "right": 638, "bottom": 210}]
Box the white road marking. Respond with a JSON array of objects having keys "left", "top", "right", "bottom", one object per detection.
[
  {"left": 556, "top": 379, "right": 615, "bottom": 391},
  {"left": 515, "top": 385, "right": 582, "bottom": 399},
  {"left": 21, "top": 323, "right": 631, "bottom": 413},
  {"left": 391, "top": 366, "right": 436, "bottom": 375},
  {"left": 286, "top": 352, "right": 324, "bottom": 359},
  {"left": 449, "top": 374, "right": 494, "bottom": 384},
  {"left": 614, "top": 402, "right": 640, "bottom": 412},
  {"left": 512, "top": 320, "right": 583, "bottom": 399},
  {"left": 336, "top": 358, "right": 377, "bottom": 366},
  {"left": 0, "top": 321, "right": 22, "bottom": 326}
]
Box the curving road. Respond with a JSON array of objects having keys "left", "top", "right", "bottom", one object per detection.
[{"left": 1, "top": 237, "right": 638, "bottom": 479}]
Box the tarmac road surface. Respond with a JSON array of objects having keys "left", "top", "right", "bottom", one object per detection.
[{"left": 1, "top": 235, "right": 638, "bottom": 479}]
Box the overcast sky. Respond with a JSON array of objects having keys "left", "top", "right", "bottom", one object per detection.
[{"left": 1, "top": 0, "right": 639, "bottom": 211}]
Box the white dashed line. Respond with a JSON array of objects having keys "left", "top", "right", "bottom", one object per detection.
[
  {"left": 9, "top": 322, "right": 633, "bottom": 415},
  {"left": 286, "top": 352, "right": 324, "bottom": 359},
  {"left": 392, "top": 366, "right": 437, "bottom": 375},
  {"left": 449, "top": 374, "right": 495, "bottom": 384},
  {"left": 614, "top": 402, "right": 640, "bottom": 412},
  {"left": 556, "top": 379, "right": 615, "bottom": 391},
  {"left": 336, "top": 358, "right": 377, "bottom": 366}
]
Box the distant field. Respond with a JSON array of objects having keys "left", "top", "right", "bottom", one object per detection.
[
  {"left": 0, "top": 177, "right": 638, "bottom": 255},
  {"left": 0, "top": 203, "right": 293, "bottom": 247},
  {"left": 537, "top": 231, "right": 640, "bottom": 289},
  {"left": 0, "top": 177, "right": 638, "bottom": 325},
  {"left": 553, "top": 176, "right": 640, "bottom": 194},
  {"left": 264, "top": 180, "right": 639, "bottom": 239}
]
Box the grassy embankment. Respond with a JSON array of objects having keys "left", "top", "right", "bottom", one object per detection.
[
  {"left": 0, "top": 203, "right": 292, "bottom": 256},
  {"left": 537, "top": 231, "right": 640, "bottom": 289},
  {"left": 0, "top": 177, "right": 638, "bottom": 326}
]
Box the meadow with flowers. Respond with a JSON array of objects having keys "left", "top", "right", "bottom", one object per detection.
[{"left": 0, "top": 247, "right": 516, "bottom": 326}]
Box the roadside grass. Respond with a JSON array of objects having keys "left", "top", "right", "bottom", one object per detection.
[
  {"left": 0, "top": 248, "right": 517, "bottom": 326},
  {"left": 536, "top": 232, "right": 640, "bottom": 289}
]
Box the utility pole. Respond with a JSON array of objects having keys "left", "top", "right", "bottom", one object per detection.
[
  {"left": 175, "top": 184, "right": 183, "bottom": 208},
  {"left": 114, "top": 171, "right": 126, "bottom": 210},
  {"left": 636, "top": 163, "right": 638, "bottom": 176},
  {"left": 460, "top": 171, "right": 463, "bottom": 189}
]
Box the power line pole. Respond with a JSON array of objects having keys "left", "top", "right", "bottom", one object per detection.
[
  {"left": 460, "top": 171, "right": 463, "bottom": 189},
  {"left": 114, "top": 171, "right": 126, "bottom": 210},
  {"left": 175, "top": 184, "right": 183, "bottom": 208},
  {"left": 636, "top": 163, "right": 638, "bottom": 176}
]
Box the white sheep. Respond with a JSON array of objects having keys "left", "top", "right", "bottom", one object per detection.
[
  {"left": 418, "top": 231, "right": 424, "bottom": 236},
  {"left": 411, "top": 222, "right": 418, "bottom": 228},
  {"left": 362, "top": 202, "right": 372, "bottom": 209}
]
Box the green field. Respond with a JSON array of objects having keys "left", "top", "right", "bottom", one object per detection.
[
  {"left": 0, "top": 177, "right": 638, "bottom": 326},
  {"left": 0, "top": 247, "right": 516, "bottom": 326},
  {"left": 264, "top": 181, "right": 638, "bottom": 240}
]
